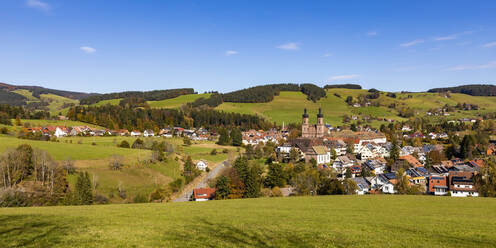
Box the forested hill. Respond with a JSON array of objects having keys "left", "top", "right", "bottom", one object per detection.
[
  {"left": 324, "top": 84, "right": 362, "bottom": 89},
  {"left": 0, "top": 82, "right": 94, "bottom": 100},
  {"left": 428, "top": 84, "right": 496, "bottom": 96},
  {"left": 220, "top": 83, "right": 326, "bottom": 103},
  {"left": 79, "top": 88, "right": 196, "bottom": 105}
]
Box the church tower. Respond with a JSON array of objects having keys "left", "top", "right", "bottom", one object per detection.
[
  {"left": 316, "top": 108, "right": 324, "bottom": 137},
  {"left": 302, "top": 108, "right": 309, "bottom": 137}
]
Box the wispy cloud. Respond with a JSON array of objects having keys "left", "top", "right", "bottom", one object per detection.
[
  {"left": 482, "top": 42, "right": 496, "bottom": 48},
  {"left": 434, "top": 35, "right": 457, "bottom": 41},
  {"left": 322, "top": 53, "right": 332, "bottom": 57},
  {"left": 327, "top": 74, "right": 360, "bottom": 81},
  {"left": 225, "top": 50, "right": 238, "bottom": 56},
  {"left": 434, "top": 30, "right": 474, "bottom": 41},
  {"left": 446, "top": 61, "right": 496, "bottom": 71},
  {"left": 26, "top": 0, "right": 50, "bottom": 11},
  {"left": 277, "top": 42, "right": 300, "bottom": 50},
  {"left": 80, "top": 46, "right": 96, "bottom": 54},
  {"left": 400, "top": 39, "right": 424, "bottom": 47},
  {"left": 367, "top": 31, "right": 377, "bottom": 36}
]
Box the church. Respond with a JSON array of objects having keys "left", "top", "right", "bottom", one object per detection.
[{"left": 301, "top": 108, "right": 326, "bottom": 138}]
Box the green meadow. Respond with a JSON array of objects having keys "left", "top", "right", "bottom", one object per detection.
[
  {"left": 147, "top": 93, "right": 212, "bottom": 108},
  {"left": 0, "top": 195, "right": 495, "bottom": 247},
  {"left": 0, "top": 136, "right": 147, "bottom": 160}
]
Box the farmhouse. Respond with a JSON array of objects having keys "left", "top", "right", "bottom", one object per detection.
[
  {"left": 192, "top": 188, "right": 216, "bottom": 201},
  {"left": 196, "top": 160, "right": 208, "bottom": 171}
]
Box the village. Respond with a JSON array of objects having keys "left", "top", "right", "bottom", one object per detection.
[
  {"left": 191, "top": 109, "right": 492, "bottom": 201},
  {"left": 15, "top": 108, "right": 493, "bottom": 201}
]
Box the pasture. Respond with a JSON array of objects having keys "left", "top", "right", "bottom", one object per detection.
[
  {"left": 147, "top": 93, "right": 212, "bottom": 109},
  {"left": 0, "top": 195, "right": 495, "bottom": 247}
]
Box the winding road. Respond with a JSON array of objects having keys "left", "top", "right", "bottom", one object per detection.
[{"left": 173, "top": 160, "right": 229, "bottom": 202}]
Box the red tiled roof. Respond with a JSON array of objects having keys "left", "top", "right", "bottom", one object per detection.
[{"left": 193, "top": 188, "right": 216, "bottom": 200}]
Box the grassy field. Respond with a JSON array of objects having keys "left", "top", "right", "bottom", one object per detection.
[
  {"left": 0, "top": 136, "right": 148, "bottom": 160},
  {"left": 17, "top": 119, "right": 104, "bottom": 129},
  {"left": 10, "top": 90, "right": 79, "bottom": 115},
  {"left": 0, "top": 195, "right": 495, "bottom": 247},
  {"left": 90, "top": 98, "right": 121, "bottom": 106},
  {"left": 147, "top": 93, "right": 212, "bottom": 109}
]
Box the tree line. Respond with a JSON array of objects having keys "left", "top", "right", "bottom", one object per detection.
[
  {"left": 79, "top": 88, "right": 195, "bottom": 105},
  {"left": 324, "top": 84, "right": 362, "bottom": 90},
  {"left": 428, "top": 84, "right": 496, "bottom": 96},
  {"left": 67, "top": 104, "right": 271, "bottom": 131},
  {"left": 0, "top": 104, "right": 50, "bottom": 125},
  {"left": 193, "top": 83, "right": 327, "bottom": 107}
]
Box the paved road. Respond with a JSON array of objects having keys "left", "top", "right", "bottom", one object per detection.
[{"left": 173, "top": 160, "right": 228, "bottom": 202}]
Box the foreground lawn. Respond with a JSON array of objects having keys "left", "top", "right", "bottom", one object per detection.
[{"left": 1, "top": 195, "right": 495, "bottom": 247}]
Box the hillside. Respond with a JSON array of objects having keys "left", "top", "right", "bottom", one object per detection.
[
  {"left": 0, "top": 82, "right": 93, "bottom": 100},
  {"left": 428, "top": 84, "right": 496, "bottom": 96},
  {"left": 213, "top": 89, "right": 496, "bottom": 126},
  {"left": 1, "top": 195, "right": 495, "bottom": 247}
]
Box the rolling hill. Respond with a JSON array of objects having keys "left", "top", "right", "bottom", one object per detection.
[{"left": 0, "top": 195, "right": 495, "bottom": 247}]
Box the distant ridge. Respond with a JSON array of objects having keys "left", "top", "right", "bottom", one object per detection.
[
  {"left": 427, "top": 84, "right": 496, "bottom": 96},
  {"left": 0, "top": 82, "right": 95, "bottom": 100},
  {"left": 324, "top": 84, "right": 362, "bottom": 90}
]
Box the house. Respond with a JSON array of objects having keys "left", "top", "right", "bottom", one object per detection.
[
  {"left": 131, "top": 130, "right": 142, "bottom": 137},
  {"left": 448, "top": 171, "right": 478, "bottom": 197},
  {"left": 399, "top": 155, "right": 423, "bottom": 168},
  {"left": 332, "top": 155, "right": 354, "bottom": 172},
  {"left": 401, "top": 125, "right": 412, "bottom": 132},
  {"left": 305, "top": 146, "right": 331, "bottom": 165},
  {"left": 378, "top": 173, "right": 397, "bottom": 194},
  {"left": 352, "top": 177, "right": 370, "bottom": 195},
  {"left": 118, "top": 129, "right": 129, "bottom": 136},
  {"left": 54, "top": 126, "right": 68, "bottom": 137},
  {"left": 363, "top": 159, "right": 386, "bottom": 175},
  {"left": 196, "top": 160, "right": 208, "bottom": 171},
  {"left": 143, "top": 130, "right": 155, "bottom": 137},
  {"left": 427, "top": 175, "right": 448, "bottom": 196},
  {"left": 192, "top": 188, "right": 216, "bottom": 201}
]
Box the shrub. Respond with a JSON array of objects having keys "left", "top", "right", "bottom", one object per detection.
[
  {"left": 94, "top": 194, "right": 109, "bottom": 204},
  {"left": 271, "top": 187, "right": 283, "bottom": 197},
  {"left": 169, "top": 178, "right": 185, "bottom": 193},
  {"left": 133, "top": 194, "right": 148, "bottom": 203},
  {"left": 119, "top": 140, "right": 130, "bottom": 148},
  {"left": 0, "top": 189, "right": 30, "bottom": 207},
  {"left": 0, "top": 127, "right": 8, "bottom": 134}
]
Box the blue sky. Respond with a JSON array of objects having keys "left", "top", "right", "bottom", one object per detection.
[{"left": 1, "top": 0, "right": 495, "bottom": 93}]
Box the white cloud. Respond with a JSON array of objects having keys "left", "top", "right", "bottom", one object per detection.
[
  {"left": 322, "top": 53, "right": 332, "bottom": 57},
  {"left": 483, "top": 42, "right": 496, "bottom": 48},
  {"left": 327, "top": 74, "right": 360, "bottom": 81},
  {"left": 80, "top": 46, "right": 96, "bottom": 54},
  {"left": 26, "top": 0, "right": 50, "bottom": 11},
  {"left": 435, "top": 30, "right": 474, "bottom": 41},
  {"left": 225, "top": 50, "right": 238, "bottom": 56},
  {"left": 400, "top": 39, "right": 424, "bottom": 47},
  {"left": 446, "top": 61, "right": 496, "bottom": 71},
  {"left": 277, "top": 42, "right": 300, "bottom": 50},
  {"left": 367, "top": 31, "right": 377, "bottom": 36},
  {"left": 434, "top": 35, "right": 457, "bottom": 41}
]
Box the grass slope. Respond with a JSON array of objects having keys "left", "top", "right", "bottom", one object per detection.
[
  {"left": 0, "top": 136, "right": 147, "bottom": 160},
  {"left": 147, "top": 93, "right": 212, "bottom": 109},
  {"left": 0, "top": 195, "right": 495, "bottom": 247},
  {"left": 9, "top": 90, "right": 79, "bottom": 115}
]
